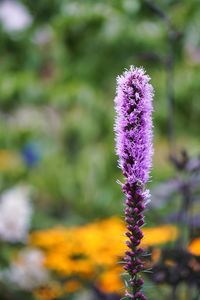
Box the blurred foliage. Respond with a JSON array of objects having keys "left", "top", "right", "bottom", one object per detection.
[
  {"left": 0, "top": 1, "right": 200, "bottom": 299},
  {"left": 0, "top": 0, "right": 200, "bottom": 224}
]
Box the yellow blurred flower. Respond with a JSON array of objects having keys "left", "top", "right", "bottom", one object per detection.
[
  {"left": 30, "top": 217, "right": 125, "bottom": 278},
  {"left": 188, "top": 238, "right": 200, "bottom": 256},
  {"left": 142, "top": 225, "right": 179, "bottom": 247},
  {"left": 97, "top": 266, "right": 123, "bottom": 294},
  {"left": 0, "top": 149, "right": 21, "bottom": 171},
  {"left": 34, "top": 282, "right": 63, "bottom": 300},
  {"left": 64, "top": 280, "right": 82, "bottom": 293},
  {"left": 30, "top": 217, "right": 178, "bottom": 294}
]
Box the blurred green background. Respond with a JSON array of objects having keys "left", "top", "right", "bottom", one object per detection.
[{"left": 0, "top": 0, "right": 200, "bottom": 230}]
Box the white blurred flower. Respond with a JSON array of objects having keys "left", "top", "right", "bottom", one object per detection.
[
  {"left": 7, "top": 248, "right": 49, "bottom": 290},
  {"left": 0, "top": 0, "right": 32, "bottom": 32},
  {"left": 0, "top": 186, "right": 32, "bottom": 242}
]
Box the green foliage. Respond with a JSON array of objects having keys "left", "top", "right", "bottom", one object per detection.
[{"left": 0, "top": 0, "right": 200, "bottom": 223}]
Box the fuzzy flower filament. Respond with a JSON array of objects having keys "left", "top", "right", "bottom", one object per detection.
[{"left": 114, "top": 66, "right": 154, "bottom": 300}]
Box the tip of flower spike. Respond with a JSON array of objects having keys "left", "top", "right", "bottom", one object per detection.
[
  {"left": 116, "top": 66, "right": 152, "bottom": 90},
  {"left": 114, "top": 65, "right": 154, "bottom": 185}
]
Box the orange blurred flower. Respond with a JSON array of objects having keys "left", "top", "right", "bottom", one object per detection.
[{"left": 188, "top": 238, "right": 200, "bottom": 256}]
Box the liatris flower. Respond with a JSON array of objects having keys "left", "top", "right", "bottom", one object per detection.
[{"left": 114, "top": 66, "right": 154, "bottom": 300}]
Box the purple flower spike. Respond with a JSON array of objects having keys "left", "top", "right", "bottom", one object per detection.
[{"left": 114, "top": 66, "right": 154, "bottom": 299}]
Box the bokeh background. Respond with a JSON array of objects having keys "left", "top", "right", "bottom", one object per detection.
[{"left": 0, "top": 1, "right": 200, "bottom": 299}]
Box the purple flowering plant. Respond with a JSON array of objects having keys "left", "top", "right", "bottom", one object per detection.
[{"left": 114, "top": 66, "right": 154, "bottom": 300}]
